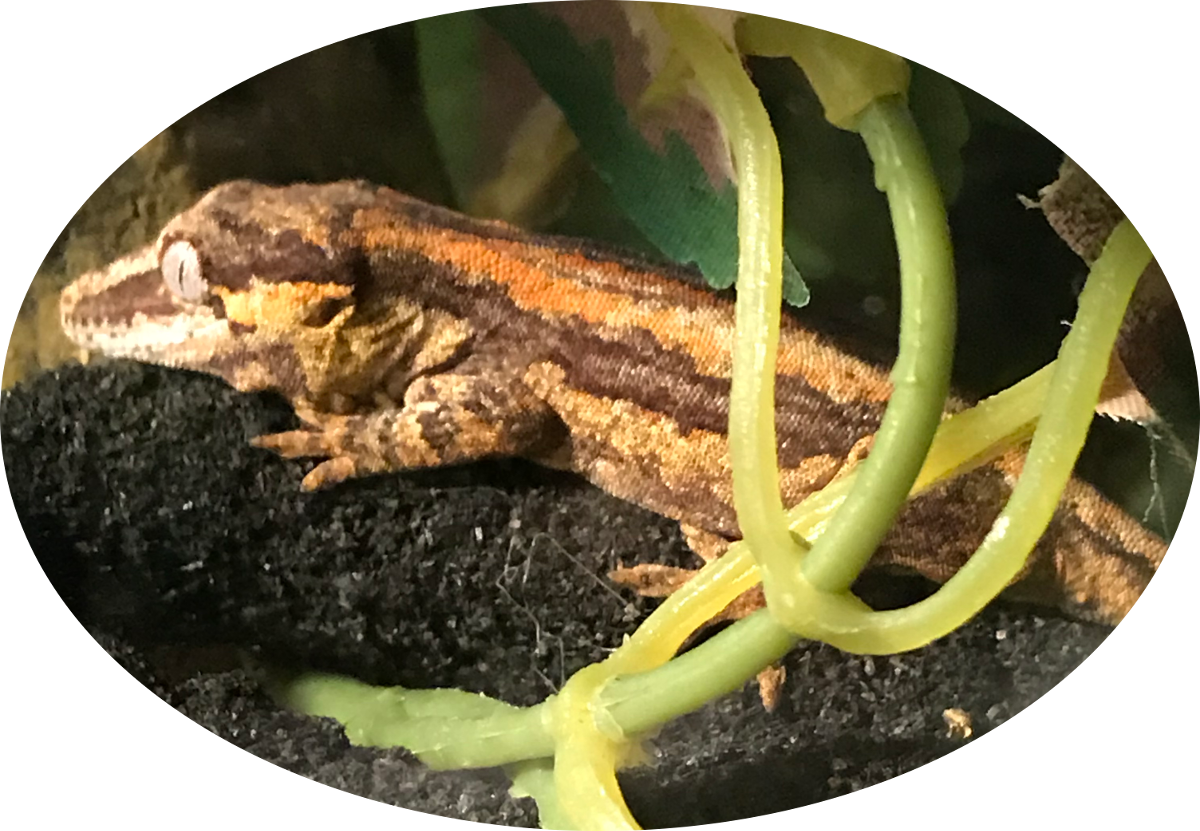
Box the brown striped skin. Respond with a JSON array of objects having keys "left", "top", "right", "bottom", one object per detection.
[{"left": 60, "top": 181, "right": 1167, "bottom": 627}]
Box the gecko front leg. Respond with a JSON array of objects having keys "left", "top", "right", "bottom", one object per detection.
[{"left": 254, "top": 365, "right": 566, "bottom": 490}]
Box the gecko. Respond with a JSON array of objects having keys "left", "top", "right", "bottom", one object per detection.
[{"left": 58, "top": 179, "right": 1167, "bottom": 632}]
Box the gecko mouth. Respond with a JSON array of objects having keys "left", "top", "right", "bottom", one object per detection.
[{"left": 59, "top": 244, "right": 230, "bottom": 365}]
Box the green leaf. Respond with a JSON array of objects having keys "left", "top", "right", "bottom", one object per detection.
[
  {"left": 908, "top": 63, "right": 971, "bottom": 205},
  {"left": 481, "top": 4, "right": 808, "bottom": 305},
  {"left": 416, "top": 12, "right": 483, "bottom": 208}
]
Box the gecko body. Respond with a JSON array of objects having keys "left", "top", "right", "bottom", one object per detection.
[{"left": 59, "top": 180, "right": 1166, "bottom": 625}]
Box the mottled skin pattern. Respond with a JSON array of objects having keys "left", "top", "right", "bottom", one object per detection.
[{"left": 60, "top": 181, "right": 1167, "bottom": 628}]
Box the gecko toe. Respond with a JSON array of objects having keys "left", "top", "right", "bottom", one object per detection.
[
  {"left": 301, "top": 456, "right": 360, "bottom": 490},
  {"left": 252, "top": 430, "right": 332, "bottom": 459},
  {"left": 609, "top": 563, "right": 699, "bottom": 597}
]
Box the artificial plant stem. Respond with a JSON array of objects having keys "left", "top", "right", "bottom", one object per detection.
[
  {"left": 795, "top": 98, "right": 956, "bottom": 595},
  {"left": 616, "top": 362, "right": 1055, "bottom": 664},
  {"left": 279, "top": 673, "right": 558, "bottom": 768},
  {"left": 819, "top": 219, "right": 1151, "bottom": 652},
  {"left": 605, "top": 213, "right": 1146, "bottom": 712},
  {"left": 652, "top": 3, "right": 802, "bottom": 580},
  {"left": 603, "top": 609, "right": 796, "bottom": 732},
  {"left": 551, "top": 665, "right": 640, "bottom": 831}
]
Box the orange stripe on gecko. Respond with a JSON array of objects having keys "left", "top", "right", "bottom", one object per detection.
[
  {"left": 357, "top": 214, "right": 893, "bottom": 403},
  {"left": 359, "top": 219, "right": 732, "bottom": 374}
]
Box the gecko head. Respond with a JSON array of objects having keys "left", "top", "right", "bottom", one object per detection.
[{"left": 59, "top": 180, "right": 426, "bottom": 403}]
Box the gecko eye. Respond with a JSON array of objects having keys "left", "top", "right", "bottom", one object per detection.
[{"left": 160, "top": 240, "right": 207, "bottom": 302}]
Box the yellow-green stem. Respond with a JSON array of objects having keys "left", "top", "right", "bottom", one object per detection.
[{"left": 792, "top": 98, "right": 956, "bottom": 596}]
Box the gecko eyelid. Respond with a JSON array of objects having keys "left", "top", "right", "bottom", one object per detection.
[{"left": 161, "top": 240, "right": 207, "bottom": 302}]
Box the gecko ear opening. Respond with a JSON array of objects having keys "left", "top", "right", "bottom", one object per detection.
[
  {"left": 301, "top": 295, "right": 354, "bottom": 328},
  {"left": 160, "top": 240, "right": 208, "bottom": 303}
]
